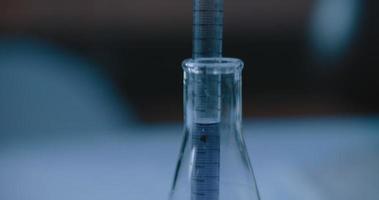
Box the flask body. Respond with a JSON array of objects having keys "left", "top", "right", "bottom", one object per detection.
[{"left": 169, "top": 58, "right": 260, "bottom": 200}]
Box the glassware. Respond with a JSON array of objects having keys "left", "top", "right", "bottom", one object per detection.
[{"left": 169, "top": 58, "right": 260, "bottom": 200}]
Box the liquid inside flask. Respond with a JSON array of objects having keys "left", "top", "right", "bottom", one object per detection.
[{"left": 169, "top": 58, "right": 260, "bottom": 200}]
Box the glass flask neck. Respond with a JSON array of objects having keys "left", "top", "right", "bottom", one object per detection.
[{"left": 183, "top": 58, "right": 243, "bottom": 128}]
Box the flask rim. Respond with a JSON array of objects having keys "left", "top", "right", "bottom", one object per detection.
[{"left": 182, "top": 57, "right": 243, "bottom": 74}]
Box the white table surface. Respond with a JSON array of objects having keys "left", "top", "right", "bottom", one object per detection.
[{"left": 1, "top": 117, "right": 378, "bottom": 200}]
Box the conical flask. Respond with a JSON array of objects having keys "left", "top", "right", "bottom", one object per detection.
[{"left": 169, "top": 58, "right": 260, "bottom": 200}]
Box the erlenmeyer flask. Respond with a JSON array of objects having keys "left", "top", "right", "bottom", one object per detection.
[{"left": 169, "top": 58, "right": 260, "bottom": 200}]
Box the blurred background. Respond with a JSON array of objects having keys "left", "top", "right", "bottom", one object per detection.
[{"left": 0, "top": 0, "right": 378, "bottom": 200}]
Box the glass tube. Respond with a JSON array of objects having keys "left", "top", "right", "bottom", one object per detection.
[{"left": 193, "top": 0, "right": 224, "bottom": 58}]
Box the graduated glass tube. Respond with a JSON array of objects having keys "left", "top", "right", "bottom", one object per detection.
[{"left": 169, "top": 58, "right": 260, "bottom": 200}]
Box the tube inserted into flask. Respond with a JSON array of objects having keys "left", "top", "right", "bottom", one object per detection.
[
  {"left": 168, "top": 0, "right": 260, "bottom": 199},
  {"left": 191, "top": 67, "right": 221, "bottom": 200},
  {"left": 191, "top": 1, "right": 224, "bottom": 198},
  {"left": 190, "top": 0, "right": 224, "bottom": 200}
]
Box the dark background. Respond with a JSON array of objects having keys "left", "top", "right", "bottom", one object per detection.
[{"left": 0, "top": 0, "right": 378, "bottom": 122}]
